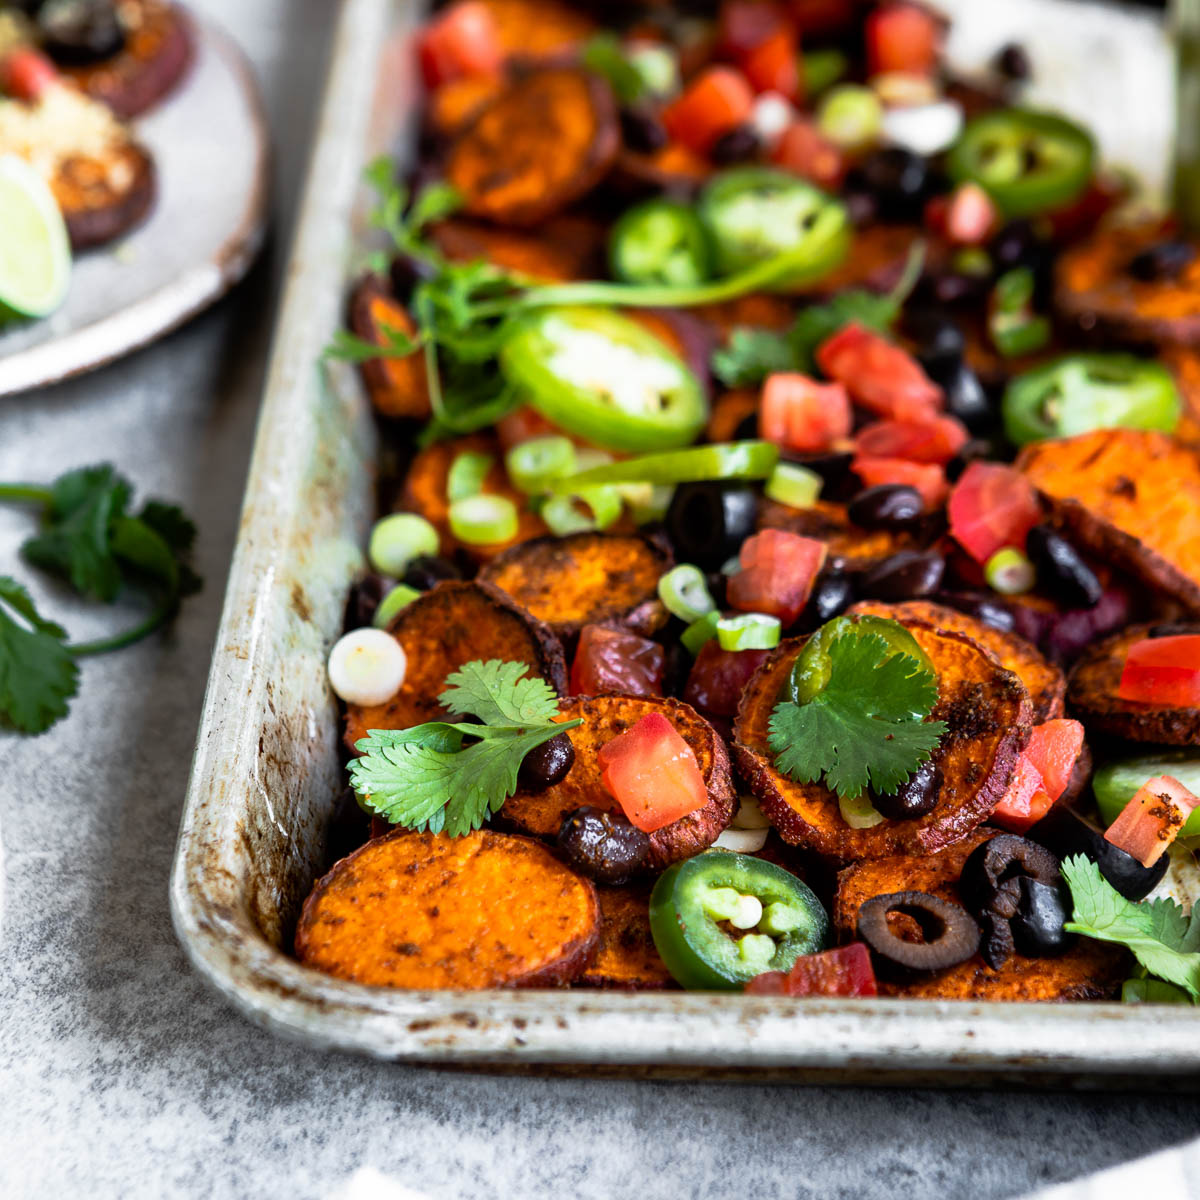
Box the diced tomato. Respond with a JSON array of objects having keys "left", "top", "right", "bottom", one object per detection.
[
  {"left": 946, "top": 461, "right": 1041, "bottom": 564},
  {"left": 598, "top": 711, "right": 709, "bottom": 833},
  {"left": 865, "top": 3, "right": 942, "bottom": 78},
  {"left": 745, "top": 943, "right": 878, "bottom": 996},
  {"left": 571, "top": 625, "right": 665, "bottom": 698},
  {"left": 991, "top": 755, "right": 1052, "bottom": 833},
  {"left": 417, "top": 1, "right": 504, "bottom": 89},
  {"left": 853, "top": 416, "right": 968, "bottom": 465},
  {"left": 760, "top": 373, "right": 851, "bottom": 454},
  {"left": 944, "top": 183, "right": 998, "bottom": 245},
  {"left": 1104, "top": 775, "right": 1200, "bottom": 867},
  {"left": 1023, "top": 719, "right": 1085, "bottom": 802},
  {"left": 726, "top": 529, "right": 827, "bottom": 626},
  {"left": 662, "top": 66, "right": 756, "bottom": 155},
  {"left": 1118, "top": 635, "right": 1200, "bottom": 708},
  {"left": 815, "top": 323, "right": 943, "bottom": 421},
  {"left": 850, "top": 456, "right": 948, "bottom": 509},
  {"left": 718, "top": 1, "right": 790, "bottom": 58},
  {"left": 0, "top": 48, "right": 57, "bottom": 101},
  {"left": 495, "top": 405, "right": 559, "bottom": 450},
  {"left": 771, "top": 118, "right": 846, "bottom": 189},
  {"left": 743, "top": 27, "right": 802, "bottom": 100},
  {"left": 683, "top": 643, "right": 770, "bottom": 717}
]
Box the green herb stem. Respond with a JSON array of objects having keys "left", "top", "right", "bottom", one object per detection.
[
  {"left": 0, "top": 483, "right": 54, "bottom": 505},
  {"left": 68, "top": 596, "right": 176, "bottom": 657}
]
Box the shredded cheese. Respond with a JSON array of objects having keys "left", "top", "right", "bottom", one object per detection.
[{"left": 0, "top": 85, "right": 129, "bottom": 181}]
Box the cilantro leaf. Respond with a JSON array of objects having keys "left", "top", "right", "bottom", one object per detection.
[
  {"left": 136, "top": 501, "right": 196, "bottom": 556},
  {"left": 767, "top": 631, "right": 945, "bottom": 801},
  {"left": 581, "top": 34, "right": 645, "bottom": 104},
  {"left": 439, "top": 659, "right": 561, "bottom": 726},
  {"left": 711, "top": 328, "right": 797, "bottom": 388},
  {"left": 325, "top": 325, "right": 420, "bottom": 364},
  {"left": 1062, "top": 855, "right": 1200, "bottom": 999},
  {"left": 0, "top": 577, "right": 79, "bottom": 734}
]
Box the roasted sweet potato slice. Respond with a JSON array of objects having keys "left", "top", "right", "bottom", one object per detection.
[
  {"left": 479, "top": 0, "right": 598, "bottom": 58},
  {"left": 1054, "top": 221, "right": 1200, "bottom": 345},
  {"left": 757, "top": 499, "right": 917, "bottom": 566},
  {"left": 59, "top": 0, "right": 193, "bottom": 119},
  {"left": 834, "top": 830, "right": 1126, "bottom": 1000},
  {"left": 346, "top": 274, "right": 430, "bottom": 420},
  {"left": 1068, "top": 623, "right": 1200, "bottom": 745},
  {"left": 812, "top": 223, "right": 932, "bottom": 295},
  {"left": 445, "top": 67, "right": 618, "bottom": 227},
  {"left": 612, "top": 143, "right": 713, "bottom": 196},
  {"left": 343, "top": 580, "right": 567, "bottom": 752},
  {"left": 478, "top": 532, "right": 671, "bottom": 639},
  {"left": 575, "top": 883, "right": 674, "bottom": 989},
  {"left": 850, "top": 600, "right": 1066, "bottom": 721},
  {"left": 500, "top": 695, "right": 736, "bottom": 870},
  {"left": 693, "top": 292, "right": 795, "bottom": 340},
  {"left": 1017, "top": 429, "right": 1200, "bottom": 614},
  {"left": 428, "top": 214, "right": 607, "bottom": 282},
  {"left": 427, "top": 74, "right": 509, "bottom": 140},
  {"left": 1162, "top": 343, "right": 1200, "bottom": 447},
  {"left": 733, "top": 624, "right": 1032, "bottom": 863},
  {"left": 401, "top": 432, "right": 547, "bottom": 560},
  {"left": 53, "top": 140, "right": 156, "bottom": 250},
  {"left": 706, "top": 389, "right": 759, "bottom": 442},
  {"left": 295, "top": 829, "right": 599, "bottom": 989}
]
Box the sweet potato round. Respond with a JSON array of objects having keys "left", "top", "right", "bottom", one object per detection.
[
  {"left": 850, "top": 600, "right": 1066, "bottom": 721},
  {"left": 575, "top": 883, "right": 674, "bottom": 990},
  {"left": 295, "top": 830, "right": 599, "bottom": 989},
  {"left": 1067, "top": 623, "right": 1200, "bottom": 745},
  {"left": 478, "top": 532, "right": 671, "bottom": 639},
  {"left": 429, "top": 215, "right": 606, "bottom": 282},
  {"left": 834, "top": 830, "right": 1126, "bottom": 1001},
  {"left": 54, "top": 141, "right": 156, "bottom": 250},
  {"left": 733, "top": 624, "right": 1032, "bottom": 863},
  {"left": 347, "top": 274, "right": 430, "bottom": 420},
  {"left": 479, "top": 0, "right": 598, "bottom": 59},
  {"left": 757, "top": 499, "right": 919, "bottom": 566},
  {"left": 445, "top": 67, "right": 618, "bottom": 227},
  {"left": 342, "top": 580, "right": 567, "bottom": 752},
  {"left": 1017, "top": 429, "right": 1200, "bottom": 614},
  {"left": 500, "top": 695, "right": 736, "bottom": 870}
]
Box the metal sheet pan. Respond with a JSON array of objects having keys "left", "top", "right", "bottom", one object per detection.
[{"left": 170, "top": 0, "right": 1200, "bottom": 1083}]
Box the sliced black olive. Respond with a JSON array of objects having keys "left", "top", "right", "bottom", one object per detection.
[
  {"left": 959, "top": 833, "right": 1062, "bottom": 919},
  {"left": 345, "top": 572, "right": 393, "bottom": 631},
  {"left": 978, "top": 911, "right": 1016, "bottom": 970},
  {"left": 847, "top": 148, "right": 934, "bottom": 222},
  {"left": 39, "top": 0, "right": 125, "bottom": 66},
  {"left": 847, "top": 484, "right": 925, "bottom": 531},
  {"left": 1128, "top": 240, "right": 1195, "bottom": 283},
  {"left": 402, "top": 554, "right": 463, "bottom": 592},
  {"left": 804, "top": 569, "right": 856, "bottom": 626},
  {"left": 1026, "top": 525, "right": 1103, "bottom": 609},
  {"left": 857, "top": 890, "right": 981, "bottom": 976},
  {"left": 1026, "top": 806, "right": 1169, "bottom": 901},
  {"left": 519, "top": 733, "right": 576, "bottom": 792},
  {"left": 710, "top": 124, "right": 761, "bottom": 165},
  {"left": 858, "top": 549, "right": 945, "bottom": 602},
  {"left": 666, "top": 482, "right": 758, "bottom": 570},
  {"left": 556, "top": 805, "right": 649, "bottom": 884},
  {"left": 1010, "top": 876, "right": 1072, "bottom": 958},
  {"left": 870, "top": 759, "right": 943, "bottom": 820},
  {"left": 993, "top": 42, "right": 1031, "bottom": 81},
  {"left": 619, "top": 106, "right": 669, "bottom": 155}
]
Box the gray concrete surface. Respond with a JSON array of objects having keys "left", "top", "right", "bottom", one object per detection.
[{"left": 2, "top": 3, "right": 1200, "bottom": 1198}]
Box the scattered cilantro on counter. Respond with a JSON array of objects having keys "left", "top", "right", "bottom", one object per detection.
[{"left": 349, "top": 659, "right": 582, "bottom": 837}]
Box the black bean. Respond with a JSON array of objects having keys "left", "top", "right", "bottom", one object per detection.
[
  {"left": 993, "top": 42, "right": 1031, "bottom": 81},
  {"left": 944, "top": 438, "right": 996, "bottom": 483},
  {"left": 518, "top": 734, "right": 576, "bottom": 792},
  {"left": 805, "top": 570, "right": 856, "bottom": 625},
  {"left": 935, "top": 590, "right": 1018, "bottom": 634},
  {"left": 1025, "top": 525, "right": 1102, "bottom": 609},
  {"left": 666, "top": 482, "right": 758, "bottom": 570},
  {"left": 932, "top": 361, "right": 993, "bottom": 434},
  {"left": 556, "top": 805, "right": 650, "bottom": 885},
  {"left": 619, "top": 106, "right": 669, "bottom": 155},
  {"left": 710, "top": 124, "right": 761, "bottom": 165},
  {"left": 401, "top": 554, "right": 462, "bottom": 592},
  {"left": 908, "top": 311, "right": 965, "bottom": 368},
  {"left": 1128, "top": 240, "right": 1196, "bottom": 283},
  {"left": 870, "top": 759, "right": 943, "bottom": 820},
  {"left": 39, "top": 0, "right": 125, "bottom": 65},
  {"left": 990, "top": 218, "right": 1040, "bottom": 273},
  {"left": 345, "top": 573, "right": 392, "bottom": 631},
  {"left": 847, "top": 484, "right": 925, "bottom": 531},
  {"left": 847, "top": 148, "right": 934, "bottom": 222},
  {"left": 858, "top": 550, "right": 945, "bottom": 602}
]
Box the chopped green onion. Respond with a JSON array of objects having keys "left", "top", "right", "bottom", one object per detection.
[
  {"left": 541, "top": 486, "right": 623, "bottom": 536},
  {"left": 617, "top": 481, "right": 675, "bottom": 525},
  {"left": 952, "top": 246, "right": 991, "bottom": 278},
  {"left": 721, "top": 554, "right": 743, "bottom": 576},
  {"left": 991, "top": 314, "right": 1051, "bottom": 358},
  {"left": 681, "top": 610, "right": 721, "bottom": 656},
  {"left": 574, "top": 447, "right": 615, "bottom": 472},
  {"left": 372, "top": 583, "right": 421, "bottom": 629},
  {"left": 985, "top": 547, "right": 1036, "bottom": 595},
  {"left": 994, "top": 266, "right": 1036, "bottom": 313},
  {"left": 816, "top": 84, "right": 883, "bottom": 150},
  {"left": 446, "top": 451, "right": 494, "bottom": 502},
  {"left": 627, "top": 42, "right": 679, "bottom": 98},
  {"left": 764, "top": 462, "right": 822, "bottom": 509},
  {"left": 546, "top": 441, "right": 779, "bottom": 493},
  {"left": 367, "top": 513, "right": 439, "bottom": 575},
  {"left": 447, "top": 494, "right": 519, "bottom": 544},
  {"left": 504, "top": 436, "right": 576, "bottom": 493},
  {"left": 717, "top": 613, "right": 781, "bottom": 652},
  {"left": 658, "top": 564, "right": 716, "bottom": 622},
  {"left": 838, "top": 793, "right": 886, "bottom": 829},
  {"left": 802, "top": 48, "right": 848, "bottom": 96}
]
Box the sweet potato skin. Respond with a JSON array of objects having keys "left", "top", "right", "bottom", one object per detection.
[
  {"left": 757, "top": 499, "right": 918, "bottom": 566},
  {"left": 401, "top": 432, "right": 547, "bottom": 560},
  {"left": 500, "top": 695, "right": 736, "bottom": 870},
  {"left": 446, "top": 67, "right": 619, "bottom": 227},
  {"left": 1017, "top": 429, "right": 1200, "bottom": 614},
  {"left": 54, "top": 141, "right": 156, "bottom": 250},
  {"left": 347, "top": 275, "right": 431, "bottom": 420},
  {"left": 575, "top": 883, "right": 675, "bottom": 989},
  {"left": 850, "top": 600, "right": 1066, "bottom": 721},
  {"left": 834, "top": 830, "right": 1126, "bottom": 1001},
  {"left": 1068, "top": 623, "right": 1200, "bottom": 745},
  {"left": 295, "top": 829, "right": 599, "bottom": 989},
  {"left": 343, "top": 580, "right": 568, "bottom": 752},
  {"left": 478, "top": 532, "right": 671, "bottom": 639},
  {"left": 733, "top": 624, "right": 1032, "bottom": 863}
]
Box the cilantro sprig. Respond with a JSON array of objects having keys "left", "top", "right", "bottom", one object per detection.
[
  {"left": 349, "top": 659, "right": 582, "bottom": 837},
  {"left": 767, "top": 630, "right": 946, "bottom": 802},
  {"left": 1062, "top": 855, "right": 1200, "bottom": 1001},
  {"left": 0, "top": 466, "right": 201, "bottom": 734}
]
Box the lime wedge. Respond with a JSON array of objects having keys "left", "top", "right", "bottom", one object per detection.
[{"left": 0, "top": 154, "right": 70, "bottom": 321}]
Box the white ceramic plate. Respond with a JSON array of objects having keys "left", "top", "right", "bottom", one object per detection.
[{"left": 0, "top": 10, "right": 269, "bottom": 397}]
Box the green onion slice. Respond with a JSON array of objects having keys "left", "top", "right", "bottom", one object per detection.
[
  {"left": 373, "top": 583, "right": 422, "bottom": 628},
  {"left": 367, "top": 512, "right": 440, "bottom": 575},
  {"left": 717, "top": 613, "right": 781, "bottom": 652},
  {"left": 681, "top": 610, "right": 721, "bottom": 656},
  {"left": 546, "top": 441, "right": 779, "bottom": 493},
  {"left": 542, "top": 486, "right": 623, "bottom": 536},
  {"left": 658, "top": 564, "right": 716, "bottom": 623},
  {"left": 446, "top": 451, "right": 494, "bottom": 502},
  {"left": 764, "top": 462, "right": 823, "bottom": 509},
  {"left": 838, "top": 793, "right": 886, "bottom": 829},
  {"left": 447, "top": 494, "right": 519, "bottom": 545},
  {"left": 504, "top": 436, "right": 576, "bottom": 494},
  {"left": 984, "top": 547, "right": 1036, "bottom": 595}
]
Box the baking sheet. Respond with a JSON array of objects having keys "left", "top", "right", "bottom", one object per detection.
[
  {"left": 0, "top": 10, "right": 269, "bottom": 397},
  {"left": 170, "top": 0, "right": 1200, "bottom": 1081}
]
